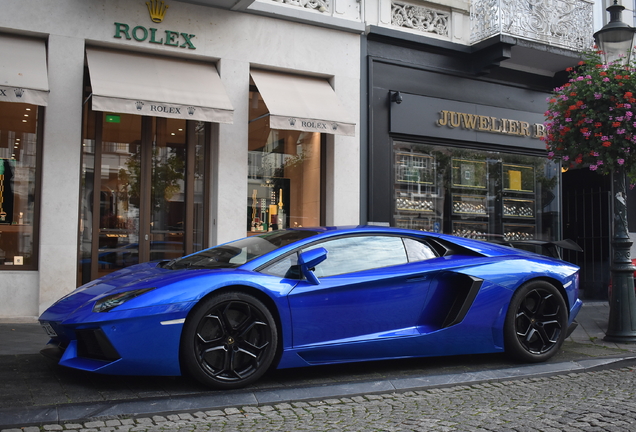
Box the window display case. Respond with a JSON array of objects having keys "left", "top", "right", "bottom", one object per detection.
[
  {"left": 395, "top": 152, "right": 435, "bottom": 184},
  {"left": 393, "top": 149, "right": 442, "bottom": 232},
  {"left": 452, "top": 159, "right": 487, "bottom": 189},
  {"left": 502, "top": 163, "right": 536, "bottom": 240},
  {"left": 452, "top": 221, "right": 488, "bottom": 240},
  {"left": 452, "top": 194, "right": 487, "bottom": 216},
  {"left": 392, "top": 142, "right": 559, "bottom": 242},
  {"left": 504, "top": 223, "right": 536, "bottom": 241},
  {"left": 503, "top": 198, "right": 535, "bottom": 218}
]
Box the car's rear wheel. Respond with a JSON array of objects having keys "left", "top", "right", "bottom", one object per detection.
[
  {"left": 504, "top": 280, "right": 568, "bottom": 363},
  {"left": 180, "top": 291, "right": 278, "bottom": 389}
]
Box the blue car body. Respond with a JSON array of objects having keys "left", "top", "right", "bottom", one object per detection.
[{"left": 39, "top": 226, "right": 582, "bottom": 386}]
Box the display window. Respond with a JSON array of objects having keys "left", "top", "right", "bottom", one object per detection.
[
  {"left": 247, "top": 89, "right": 323, "bottom": 234},
  {"left": 393, "top": 141, "right": 561, "bottom": 242},
  {"left": 0, "top": 102, "right": 42, "bottom": 269}
]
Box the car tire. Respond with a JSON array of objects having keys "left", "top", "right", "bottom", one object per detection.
[
  {"left": 504, "top": 280, "right": 568, "bottom": 363},
  {"left": 180, "top": 291, "right": 278, "bottom": 389}
]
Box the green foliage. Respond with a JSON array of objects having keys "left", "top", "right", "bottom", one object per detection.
[{"left": 544, "top": 50, "right": 636, "bottom": 183}]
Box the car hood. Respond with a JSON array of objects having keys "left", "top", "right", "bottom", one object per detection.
[{"left": 40, "top": 262, "right": 238, "bottom": 322}]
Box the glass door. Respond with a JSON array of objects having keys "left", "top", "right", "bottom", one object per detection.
[{"left": 79, "top": 111, "right": 209, "bottom": 284}]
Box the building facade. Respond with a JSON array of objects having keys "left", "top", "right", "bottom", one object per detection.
[
  {"left": 0, "top": 0, "right": 630, "bottom": 320},
  {"left": 359, "top": 0, "right": 636, "bottom": 299},
  {"left": 0, "top": 0, "right": 362, "bottom": 319}
]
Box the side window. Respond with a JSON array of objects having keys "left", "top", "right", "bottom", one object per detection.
[
  {"left": 304, "top": 235, "right": 408, "bottom": 278},
  {"left": 261, "top": 252, "right": 301, "bottom": 279},
  {"left": 403, "top": 238, "right": 438, "bottom": 262}
]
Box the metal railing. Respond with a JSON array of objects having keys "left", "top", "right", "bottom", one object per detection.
[{"left": 470, "top": 0, "right": 595, "bottom": 51}]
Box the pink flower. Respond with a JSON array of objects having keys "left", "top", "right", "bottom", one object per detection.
[
  {"left": 594, "top": 93, "right": 602, "bottom": 99},
  {"left": 619, "top": 158, "right": 625, "bottom": 165},
  {"left": 590, "top": 165, "right": 598, "bottom": 171}
]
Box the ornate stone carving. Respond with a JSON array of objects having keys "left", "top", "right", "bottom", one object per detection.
[
  {"left": 271, "top": 0, "right": 330, "bottom": 13},
  {"left": 470, "top": 0, "right": 594, "bottom": 51},
  {"left": 391, "top": 1, "right": 450, "bottom": 37}
]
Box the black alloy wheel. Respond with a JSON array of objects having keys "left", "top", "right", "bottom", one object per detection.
[
  {"left": 504, "top": 280, "right": 568, "bottom": 363},
  {"left": 181, "top": 291, "right": 278, "bottom": 389}
]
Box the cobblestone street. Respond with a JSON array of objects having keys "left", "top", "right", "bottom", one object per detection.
[{"left": 4, "top": 366, "right": 636, "bottom": 432}]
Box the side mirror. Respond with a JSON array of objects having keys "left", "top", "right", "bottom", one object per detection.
[{"left": 298, "top": 247, "right": 327, "bottom": 285}]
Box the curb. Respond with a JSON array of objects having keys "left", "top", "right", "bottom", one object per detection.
[{"left": 2, "top": 355, "right": 635, "bottom": 429}]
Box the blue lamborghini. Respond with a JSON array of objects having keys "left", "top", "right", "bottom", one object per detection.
[{"left": 39, "top": 226, "right": 582, "bottom": 389}]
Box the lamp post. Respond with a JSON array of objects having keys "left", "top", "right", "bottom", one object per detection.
[{"left": 594, "top": 0, "right": 636, "bottom": 343}]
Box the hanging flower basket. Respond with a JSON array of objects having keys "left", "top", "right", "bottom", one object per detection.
[{"left": 543, "top": 50, "right": 636, "bottom": 184}]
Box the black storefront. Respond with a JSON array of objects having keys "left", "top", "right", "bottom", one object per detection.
[{"left": 362, "top": 27, "right": 610, "bottom": 295}]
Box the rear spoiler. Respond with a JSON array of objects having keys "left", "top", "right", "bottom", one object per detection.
[{"left": 491, "top": 239, "right": 583, "bottom": 259}]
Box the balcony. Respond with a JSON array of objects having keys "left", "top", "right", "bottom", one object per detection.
[{"left": 470, "top": 0, "right": 594, "bottom": 52}]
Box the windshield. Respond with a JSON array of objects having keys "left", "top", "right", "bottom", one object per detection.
[{"left": 163, "top": 229, "right": 320, "bottom": 270}]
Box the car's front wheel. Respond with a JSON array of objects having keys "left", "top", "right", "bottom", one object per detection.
[
  {"left": 180, "top": 291, "right": 278, "bottom": 389},
  {"left": 504, "top": 280, "right": 568, "bottom": 363}
]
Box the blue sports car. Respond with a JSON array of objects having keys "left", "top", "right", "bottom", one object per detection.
[{"left": 39, "top": 226, "right": 582, "bottom": 389}]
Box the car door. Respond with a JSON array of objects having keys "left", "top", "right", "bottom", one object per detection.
[{"left": 288, "top": 234, "right": 440, "bottom": 348}]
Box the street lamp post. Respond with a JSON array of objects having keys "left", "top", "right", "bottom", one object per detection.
[{"left": 594, "top": 0, "right": 636, "bottom": 343}]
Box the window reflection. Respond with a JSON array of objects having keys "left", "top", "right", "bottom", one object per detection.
[{"left": 305, "top": 236, "right": 408, "bottom": 278}]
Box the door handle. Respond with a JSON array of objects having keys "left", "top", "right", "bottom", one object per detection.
[{"left": 407, "top": 275, "right": 429, "bottom": 282}]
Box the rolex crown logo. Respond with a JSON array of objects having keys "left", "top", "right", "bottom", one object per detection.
[
  {"left": 135, "top": 101, "right": 145, "bottom": 110},
  {"left": 187, "top": 106, "right": 195, "bottom": 115},
  {"left": 14, "top": 88, "right": 24, "bottom": 98},
  {"left": 289, "top": 118, "right": 297, "bottom": 126},
  {"left": 146, "top": 0, "right": 169, "bottom": 23},
  {"left": 331, "top": 123, "right": 338, "bottom": 131}
]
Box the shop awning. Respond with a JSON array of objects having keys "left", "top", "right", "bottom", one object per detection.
[
  {"left": 250, "top": 70, "right": 355, "bottom": 137},
  {"left": 0, "top": 35, "right": 49, "bottom": 106},
  {"left": 86, "top": 48, "right": 233, "bottom": 123}
]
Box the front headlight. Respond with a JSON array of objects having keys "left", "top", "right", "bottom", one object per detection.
[{"left": 93, "top": 288, "right": 156, "bottom": 313}]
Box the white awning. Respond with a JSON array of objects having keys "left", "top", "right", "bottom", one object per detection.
[
  {"left": 86, "top": 48, "right": 233, "bottom": 123},
  {"left": 250, "top": 70, "right": 355, "bottom": 137},
  {"left": 0, "top": 35, "right": 49, "bottom": 106}
]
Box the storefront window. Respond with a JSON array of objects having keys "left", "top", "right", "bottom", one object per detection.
[
  {"left": 248, "top": 90, "right": 322, "bottom": 233},
  {"left": 393, "top": 141, "right": 561, "bottom": 242},
  {"left": 0, "top": 102, "right": 41, "bottom": 269}
]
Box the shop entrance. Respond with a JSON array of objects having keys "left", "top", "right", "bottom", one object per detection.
[{"left": 78, "top": 112, "right": 210, "bottom": 284}]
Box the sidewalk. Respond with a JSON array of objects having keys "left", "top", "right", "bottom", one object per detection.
[{"left": 1, "top": 301, "right": 635, "bottom": 429}]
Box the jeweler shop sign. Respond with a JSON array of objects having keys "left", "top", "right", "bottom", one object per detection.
[{"left": 390, "top": 93, "right": 547, "bottom": 150}]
